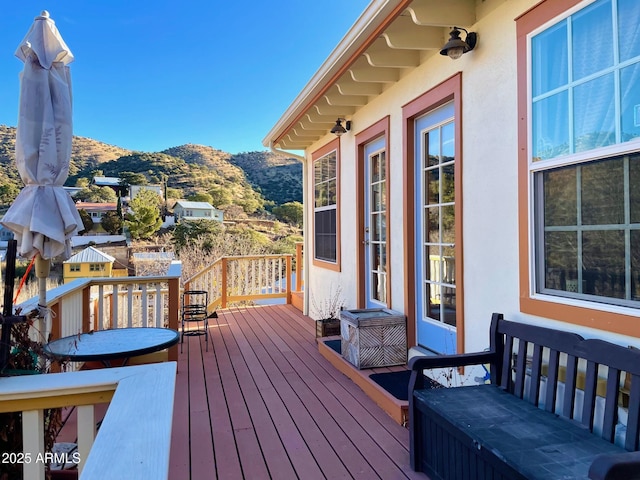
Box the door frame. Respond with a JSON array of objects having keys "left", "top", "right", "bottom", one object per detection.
[
  {"left": 356, "top": 116, "right": 391, "bottom": 308},
  {"left": 402, "top": 73, "right": 464, "bottom": 351}
]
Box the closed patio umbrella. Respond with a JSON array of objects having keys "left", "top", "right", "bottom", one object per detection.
[{"left": 1, "top": 11, "right": 83, "bottom": 337}]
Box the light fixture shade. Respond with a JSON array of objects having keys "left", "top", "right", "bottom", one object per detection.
[
  {"left": 330, "top": 118, "right": 349, "bottom": 137},
  {"left": 440, "top": 27, "right": 477, "bottom": 59}
]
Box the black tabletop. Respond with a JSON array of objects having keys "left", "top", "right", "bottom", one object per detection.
[{"left": 43, "top": 327, "right": 180, "bottom": 362}]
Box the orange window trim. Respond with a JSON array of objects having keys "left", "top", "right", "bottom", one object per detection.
[
  {"left": 516, "top": 0, "right": 640, "bottom": 338},
  {"left": 311, "top": 138, "right": 341, "bottom": 272},
  {"left": 355, "top": 116, "right": 391, "bottom": 308},
  {"left": 402, "top": 73, "right": 464, "bottom": 351}
]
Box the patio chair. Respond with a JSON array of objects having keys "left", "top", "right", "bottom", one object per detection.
[{"left": 181, "top": 290, "right": 212, "bottom": 352}]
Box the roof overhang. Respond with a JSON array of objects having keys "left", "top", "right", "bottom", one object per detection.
[{"left": 262, "top": 0, "right": 476, "bottom": 152}]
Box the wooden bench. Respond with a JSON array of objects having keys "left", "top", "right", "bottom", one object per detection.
[{"left": 408, "top": 313, "right": 640, "bottom": 480}]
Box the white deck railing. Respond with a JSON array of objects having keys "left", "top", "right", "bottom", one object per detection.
[
  {"left": 0, "top": 362, "right": 176, "bottom": 480},
  {"left": 184, "top": 254, "right": 294, "bottom": 309}
]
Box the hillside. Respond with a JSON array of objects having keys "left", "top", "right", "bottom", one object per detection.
[{"left": 0, "top": 125, "right": 302, "bottom": 209}]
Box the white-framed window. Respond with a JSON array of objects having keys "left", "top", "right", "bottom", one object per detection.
[
  {"left": 313, "top": 150, "right": 338, "bottom": 264},
  {"left": 529, "top": 0, "right": 640, "bottom": 307},
  {"left": 69, "top": 264, "right": 80, "bottom": 272},
  {"left": 89, "top": 263, "right": 105, "bottom": 272}
]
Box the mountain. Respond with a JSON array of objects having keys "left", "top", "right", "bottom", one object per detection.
[{"left": 0, "top": 125, "right": 302, "bottom": 209}]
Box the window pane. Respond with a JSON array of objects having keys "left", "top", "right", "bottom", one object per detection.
[
  {"left": 632, "top": 230, "right": 640, "bottom": 300},
  {"left": 442, "top": 205, "right": 455, "bottom": 245},
  {"left": 618, "top": 0, "right": 640, "bottom": 62},
  {"left": 582, "top": 230, "right": 625, "bottom": 299},
  {"left": 380, "top": 152, "right": 386, "bottom": 180},
  {"left": 314, "top": 209, "right": 336, "bottom": 262},
  {"left": 427, "top": 207, "right": 439, "bottom": 243},
  {"left": 315, "top": 183, "right": 326, "bottom": 208},
  {"left": 327, "top": 179, "right": 337, "bottom": 206},
  {"left": 426, "top": 245, "right": 441, "bottom": 281},
  {"left": 426, "top": 169, "right": 438, "bottom": 205},
  {"left": 327, "top": 154, "right": 337, "bottom": 179},
  {"left": 442, "top": 122, "right": 455, "bottom": 162},
  {"left": 630, "top": 155, "right": 640, "bottom": 223},
  {"left": 427, "top": 130, "right": 440, "bottom": 167},
  {"left": 533, "top": 91, "right": 569, "bottom": 160},
  {"left": 572, "top": 0, "right": 613, "bottom": 81},
  {"left": 544, "top": 231, "right": 578, "bottom": 291},
  {"left": 532, "top": 22, "right": 568, "bottom": 96},
  {"left": 371, "top": 154, "right": 380, "bottom": 182},
  {"left": 581, "top": 158, "right": 624, "bottom": 225},
  {"left": 371, "top": 183, "right": 382, "bottom": 212},
  {"left": 442, "top": 164, "right": 455, "bottom": 203},
  {"left": 574, "top": 73, "right": 615, "bottom": 152},
  {"left": 442, "top": 286, "right": 456, "bottom": 327},
  {"left": 544, "top": 167, "right": 577, "bottom": 226},
  {"left": 620, "top": 62, "right": 640, "bottom": 143}
]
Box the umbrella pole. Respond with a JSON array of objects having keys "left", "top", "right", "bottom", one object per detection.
[{"left": 35, "top": 254, "right": 51, "bottom": 343}]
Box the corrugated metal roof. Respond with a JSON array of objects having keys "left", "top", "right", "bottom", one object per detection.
[
  {"left": 64, "top": 246, "right": 115, "bottom": 264},
  {"left": 173, "top": 201, "right": 215, "bottom": 210}
]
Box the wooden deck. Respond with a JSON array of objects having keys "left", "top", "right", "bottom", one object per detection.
[{"left": 169, "top": 304, "right": 428, "bottom": 480}]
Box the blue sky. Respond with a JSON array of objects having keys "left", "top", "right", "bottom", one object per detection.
[{"left": 0, "top": 2, "right": 370, "bottom": 154}]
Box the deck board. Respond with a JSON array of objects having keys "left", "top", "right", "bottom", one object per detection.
[{"left": 170, "top": 304, "right": 428, "bottom": 480}]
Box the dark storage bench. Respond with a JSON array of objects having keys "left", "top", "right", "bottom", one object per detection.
[{"left": 408, "top": 313, "right": 640, "bottom": 480}]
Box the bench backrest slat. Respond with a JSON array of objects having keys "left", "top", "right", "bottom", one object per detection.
[
  {"left": 602, "top": 367, "right": 620, "bottom": 443},
  {"left": 500, "top": 334, "right": 514, "bottom": 390},
  {"left": 582, "top": 360, "right": 599, "bottom": 430},
  {"left": 514, "top": 338, "right": 527, "bottom": 398},
  {"left": 562, "top": 354, "right": 579, "bottom": 419},
  {"left": 544, "top": 349, "right": 560, "bottom": 413},
  {"left": 528, "top": 344, "right": 543, "bottom": 406},
  {"left": 627, "top": 375, "right": 640, "bottom": 451}
]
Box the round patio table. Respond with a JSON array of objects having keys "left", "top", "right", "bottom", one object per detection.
[{"left": 43, "top": 327, "right": 179, "bottom": 366}]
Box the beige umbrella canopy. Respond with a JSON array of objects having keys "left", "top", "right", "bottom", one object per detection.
[{"left": 1, "top": 11, "right": 83, "bottom": 316}]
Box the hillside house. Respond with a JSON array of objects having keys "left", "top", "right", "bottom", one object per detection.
[
  {"left": 92, "top": 176, "right": 128, "bottom": 197},
  {"left": 75, "top": 202, "right": 118, "bottom": 225},
  {"left": 263, "top": 0, "right": 640, "bottom": 358},
  {"left": 63, "top": 246, "right": 118, "bottom": 283},
  {"left": 173, "top": 201, "right": 223, "bottom": 222}
]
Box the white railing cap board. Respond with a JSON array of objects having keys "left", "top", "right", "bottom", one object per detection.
[{"left": 0, "top": 362, "right": 177, "bottom": 479}]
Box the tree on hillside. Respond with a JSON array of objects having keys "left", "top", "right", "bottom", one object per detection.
[
  {"left": 75, "top": 185, "right": 118, "bottom": 203},
  {"left": 125, "top": 189, "right": 162, "bottom": 240},
  {"left": 172, "top": 219, "right": 224, "bottom": 254},
  {"left": 272, "top": 201, "right": 303, "bottom": 227},
  {"left": 187, "top": 192, "right": 214, "bottom": 204},
  {"left": 0, "top": 182, "right": 20, "bottom": 206},
  {"left": 119, "top": 171, "right": 148, "bottom": 186},
  {"left": 102, "top": 211, "right": 123, "bottom": 235},
  {"left": 77, "top": 209, "right": 93, "bottom": 234},
  {"left": 207, "top": 185, "right": 232, "bottom": 208}
]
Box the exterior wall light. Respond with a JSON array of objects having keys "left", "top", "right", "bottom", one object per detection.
[
  {"left": 440, "top": 27, "right": 477, "bottom": 60},
  {"left": 330, "top": 118, "right": 351, "bottom": 137}
]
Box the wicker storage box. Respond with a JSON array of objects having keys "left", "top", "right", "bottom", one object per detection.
[{"left": 340, "top": 308, "right": 407, "bottom": 369}]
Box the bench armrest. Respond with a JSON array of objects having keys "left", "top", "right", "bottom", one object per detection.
[
  {"left": 589, "top": 451, "right": 640, "bottom": 480},
  {"left": 408, "top": 351, "right": 497, "bottom": 391}
]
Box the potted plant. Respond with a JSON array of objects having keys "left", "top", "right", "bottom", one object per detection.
[{"left": 311, "top": 285, "right": 344, "bottom": 338}]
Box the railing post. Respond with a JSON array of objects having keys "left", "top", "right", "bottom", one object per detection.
[
  {"left": 82, "top": 285, "right": 91, "bottom": 333},
  {"left": 221, "top": 257, "right": 228, "bottom": 308},
  {"left": 295, "top": 242, "right": 303, "bottom": 292},
  {"left": 168, "top": 276, "right": 180, "bottom": 362},
  {"left": 22, "top": 409, "right": 45, "bottom": 480},
  {"left": 77, "top": 404, "right": 96, "bottom": 475},
  {"left": 286, "top": 255, "right": 292, "bottom": 304}
]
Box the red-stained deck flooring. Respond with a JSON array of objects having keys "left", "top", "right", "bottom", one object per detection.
[{"left": 168, "top": 304, "right": 429, "bottom": 480}]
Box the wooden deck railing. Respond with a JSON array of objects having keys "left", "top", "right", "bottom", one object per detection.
[
  {"left": 19, "top": 261, "right": 182, "bottom": 364},
  {"left": 0, "top": 362, "right": 176, "bottom": 480},
  {"left": 5, "top": 251, "right": 303, "bottom": 478},
  {"left": 183, "top": 254, "right": 295, "bottom": 309}
]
